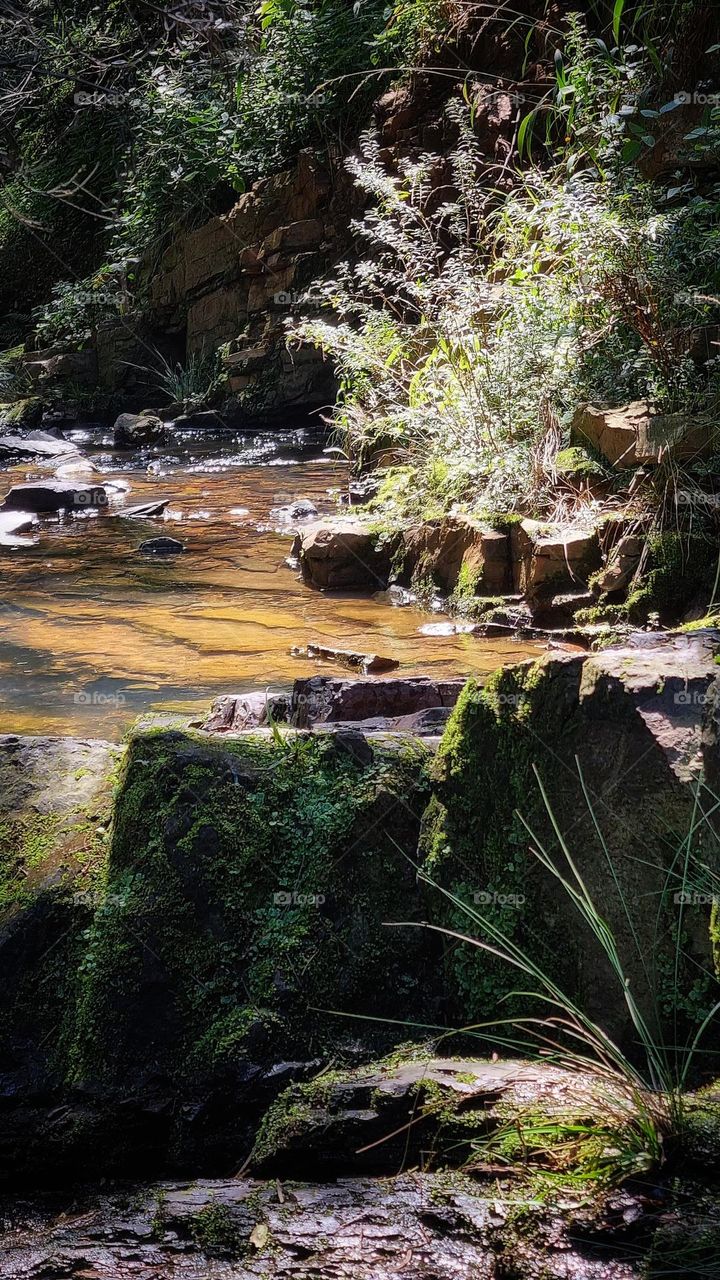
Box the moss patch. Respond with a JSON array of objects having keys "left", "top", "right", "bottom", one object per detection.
[{"left": 65, "top": 729, "right": 433, "bottom": 1088}]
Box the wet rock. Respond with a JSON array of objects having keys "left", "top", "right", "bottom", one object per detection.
[
  {"left": 2, "top": 481, "right": 108, "bottom": 512},
  {"left": 377, "top": 584, "right": 417, "bottom": 607},
  {"left": 0, "top": 429, "right": 80, "bottom": 462},
  {"left": 291, "top": 643, "right": 400, "bottom": 674},
  {"left": 296, "top": 519, "right": 400, "bottom": 590},
  {"left": 54, "top": 458, "right": 100, "bottom": 478},
  {"left": 0, "top": 1172, "right": 649, "bottom": 1279},
  {"left": 116, "top": 499, "right": 170, "bottom": 519},
  {"left": 400, "top": 517, "right": 512, "bottom": 595},
  {"left": 0, "top": 511, "right": 37, "bottom": 538},
  {"left": 290, "top": 675, "right": 466, "bottom": 726},
  {"left": 202, "top": 690, "right": 291, "bottom": 732},
  {"left": 113, "top": 411, "right": 168, "bottom": 447},
  {"left": 286, "top": 497, "right": 318, "bottom": 520},
  {"left": 170, "top": 409, "right": 235, "bottom": 429},
  {"left": 512, "top": 519, "right": 601, "bottom": 598},
  {"left": 572, "top": 400, "right": 718, "bottom": 469},
  {"left": 137, "top": 536, "right": 185, "bottom": 555}
]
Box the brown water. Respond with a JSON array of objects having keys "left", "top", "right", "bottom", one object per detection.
[{"left": 0, "top": 425, "right": 541, "bottom": 739}]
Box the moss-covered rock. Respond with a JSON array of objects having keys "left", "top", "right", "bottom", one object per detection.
[
  {"left": 65, "top": 729, "right": 434, "bottom": 1091},
  {"left": 419, "top": 635, "right": 720, "bottom": 1050}
]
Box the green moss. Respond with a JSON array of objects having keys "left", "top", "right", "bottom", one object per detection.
[
  {"left": 450, "top": 560, "right": 484, "bottom": 606},
  {"left": 251, "top": 1074, "right": 341, "bottom": 1164},
  {"left": 189, "top": 1201, "right": 242, "bottom": 1255},
  {"left": 555, "top": 446, "right": 606, "bottom": 479},
  {"left": 624, "top": 530, "right": 717, "bottom": 625},
  {"left": 65, "top": 729, "right": 433, "bottom": 1087},
  {"left": 679, "top": 610, "right": 720, "bottom": 632},
  {"left": 419, "top": 654, "right": 716, "bottom": 1041},
  {"left": 0, "top": 813, "right": 60, "bottom": 913}
]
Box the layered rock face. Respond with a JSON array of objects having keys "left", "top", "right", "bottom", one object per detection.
[{"left": 124, "top": 150, "right": 356, "bottom": 418}]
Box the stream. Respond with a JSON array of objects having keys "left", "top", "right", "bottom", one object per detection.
[{"left": 0, "top": 423, "right": 541, "bottom": 738}]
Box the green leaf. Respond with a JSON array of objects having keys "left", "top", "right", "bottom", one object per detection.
[
  {"left": 621, "top": 138, "right": 643, "bottom": 164},
  {"left": 612, "top": 0, "right": 626, "bottom": 45},
  {"left": 517, "top": 109, "right": 538, "bottom": 160}
]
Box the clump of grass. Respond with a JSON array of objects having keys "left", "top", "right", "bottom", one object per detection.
[
  {"left": 126, "top": 347, "right": 222, "bottom": 410},
  {"left": 392, "top": 762, "right": 720, "bottom": 1186}
]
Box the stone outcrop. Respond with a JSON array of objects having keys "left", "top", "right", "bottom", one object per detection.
[
  {"left": 296, "top": 519, "right": 400, "bottom": 590},
  {"left": 297, "top": 516, "right": 514, "bottom": 597},
  {"left": 140, "top": 149, "right": 357, "bottom": 417},
  {"left": 22, "top": 347, "right": 97, "bottom": 387},
  {"left": 2, "top": 480, "right": 108, "bottom": 512},
  {"left": 511, "top": 518, "right": 601, "bottom": 597},
  {"left": 399, "top": 516, "right": 512, "bottom": 594},
  {"left": 113, "top": 411, "right": 168, "bottom": 447},
  {"left": 423, "top": 629, "right": 720, "bottom": 1047},
  {"left": 572, "top": 400, "right": 718, "bottom": 468},
  {"left": 1, "top": 636, "right": 718, "bottom": 1182}
]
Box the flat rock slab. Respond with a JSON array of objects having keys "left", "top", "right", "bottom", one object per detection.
[
  {"left": 250, "top": 1057, "right": 633, "bottom": 1177},
  {"left": 0, "top": 735, "right": 122, "bottom": 907},
  {"left": 0, "top": 734, "right": 121, "bottom": 819},
  {"left": 2, "top": 481, "right": 107, "bottom": 512},
  {"left": 291, "top": 674, "right": 467, "bottom": 726},
  {"left": 0, "top": 1173, "right": 645, "bottom": 1279},
  {"left": 580, "top": 629, "right": 720, "bottom": 781},
  {"left": 0, "top": 430, "right": 80, "bottom": 461}
]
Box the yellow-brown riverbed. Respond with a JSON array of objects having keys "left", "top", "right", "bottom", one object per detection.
[{"left": 0, "top": 425, "right": 542, "bottom": 738}]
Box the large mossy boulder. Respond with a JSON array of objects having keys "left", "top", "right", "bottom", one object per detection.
[
  {"left": 68, "top": 730, "right": 434, "bottom": 1090},
  {"left": 0, "top": 727, "right": 436, "bottom": 1182},
  {"left": 420, "top": 632, "right": 720, "bottom": 1050}
]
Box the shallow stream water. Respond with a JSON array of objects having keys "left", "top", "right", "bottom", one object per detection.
[{"left": 0, "top": 424, "right": 541, "bottom": 739}]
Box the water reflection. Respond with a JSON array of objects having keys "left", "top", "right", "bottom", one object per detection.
[{"left": 0, "top": 426, "right": 541, "bottom": 738}]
